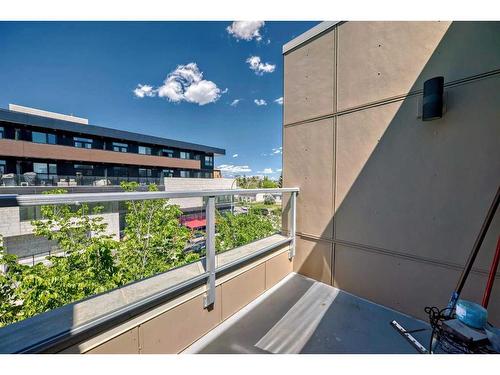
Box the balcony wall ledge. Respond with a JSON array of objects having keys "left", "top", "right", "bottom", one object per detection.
[{"left": 0, "top": 233, "right": 290, "bottom": 354}]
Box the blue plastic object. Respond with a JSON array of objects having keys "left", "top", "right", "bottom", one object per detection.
[{"left": 455, "top": 299, "right": 488, "bottom": 329}]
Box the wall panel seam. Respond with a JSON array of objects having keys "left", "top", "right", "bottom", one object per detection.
[
  {"left": 283, "top": 68, "right": 500, "bottom": 128},
  {"left": 297, "top": 231, "right": 496, "bottom": 277}
]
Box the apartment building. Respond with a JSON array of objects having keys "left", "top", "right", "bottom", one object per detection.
[
  {"left": 0, "top": 104, "right": 226, "bottom": 261},
  {"left": 0, "top": 104, "right": 225, "bottom": 187}
]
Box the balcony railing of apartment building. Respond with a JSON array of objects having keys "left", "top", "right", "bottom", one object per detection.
[
  {"left": 0, "top": 174, "right": 165, "bottom": 187},
  {"left": 0, "top": 172, "right": 214, "bottom": 187},
  {"left": 0, "top": 187, "right": 298, "bottom": 353}
]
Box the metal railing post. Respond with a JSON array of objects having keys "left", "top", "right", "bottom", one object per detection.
[
  {"left": 204, "top": 196, "right": 216, "bottom": 308},
  {"left": 289, "top": 191, "right": 297, "bottom": 259}
]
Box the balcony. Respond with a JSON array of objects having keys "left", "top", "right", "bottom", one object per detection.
[
  {"left": 1, "top": 21, "right": 499, "bottom": 356},
  {"left": 0, "top": 188, "right": 302, "bottom": 353},
  {"left": 0, "top": 173, "right": 163, "bottom": 188},
  {"left": 0, "top": 187, "right": 444, "bottom": 354}
]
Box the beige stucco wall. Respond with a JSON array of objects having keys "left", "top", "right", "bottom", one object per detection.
[{"left": 283, "top": 21, "right": 500, "bottom": 323}]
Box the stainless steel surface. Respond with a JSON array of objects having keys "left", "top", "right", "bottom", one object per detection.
[
  {"left": 0, "top": 188, "right": 300, "bottom": 207},
  {"left": 289, "top": 191, "right": 297, "bottom": 259},
  {"left": 204, "top": 196, "right": 216, "bottom": 308}
]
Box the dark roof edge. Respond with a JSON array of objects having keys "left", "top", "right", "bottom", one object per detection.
[
  {"left": 0, "top": 108, "right": 226, "bottom": 156},
  {"left": 282, "top": 21, "right": 344, "bottom": 54}
]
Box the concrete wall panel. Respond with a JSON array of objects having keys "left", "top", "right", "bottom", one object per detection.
[
  {"left": 284, "top": 29, "right": 335, "bottom": 125},
  {"left": 334, "top": 244, "right": 500, "bottom": 325},
  {"left": 293, "top": 237, "right": 332, "bottom": 285},
  {"left": 335, "top": 76, "right": 500, "bottom": 268},
  {"left": 265, "top": 250, "right": 293, "bottom": 289},
  {"left": 338, "top": 22, "right": 500, "bottom": 110},
  {"left": 139, "top": 287, "right": 222, "bottom": 354},
  {"left": 87, "top": 327, "right": 139, "bottom": 354},
  {"left": 337, "top": 21, "right": 451, "bottom": 110},
  {"left": 283, "top": 119, "right": 334, "bottom": 239},
  {"left": 221, "top": 263, "right": 266, "bottom": 320}
]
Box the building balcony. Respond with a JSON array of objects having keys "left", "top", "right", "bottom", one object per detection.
[
  {"left": 0, "top": 188, "right": 304, "bottom": 353},
  {"left": 0, "top": 138, "right": 201, "bottom": 170},
  {"left": 0, "top": 187, "right": 438, "bottom": 354},
  {"left": 1, "top": 20, "right": 500, "bottom": 356},
  {"left": 0, "top": 173, "right": 163, "bottom": 188}
]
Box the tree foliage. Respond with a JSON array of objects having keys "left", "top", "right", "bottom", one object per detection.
[
  {"left": 235, "top": 175, "right": 278, "bottom": 189},
  {"left": 215, "top": 211, "right": 277, "bottom": 252},
  {"left": 0, "top": 189, "right": 119, "bottom": 326},
  {"left": 0, "top": 182, "right": 280, "bottom": 328},
  {"left": 0, "top": 183, "right": 196, "bottom": 327},
  {"left": 116, "top": 182, "right": 193, "bottom": 281}
]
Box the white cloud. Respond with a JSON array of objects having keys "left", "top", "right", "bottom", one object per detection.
[
  {"left": 272, "top": 146, "right": 282, "bottom": 155},
  {"left": 232, "top": 154, "right": 239, "bottom": 158},
  {"left": 246, "top": 56, "right": 275, "bottom": 75},
  {"left": 217, "top": 164, "right": 252, "bottom": 173},
  {"left": 133, "top": 84, "right": 155, "bottom": 98},
  {"left": 134, "top": 63, "right": 223, "bottom": 106},
  {"left": 230, "top": 99, "right": 241, "bottom": 107},
  {"left": 259, "top": 168, "right": 274, "bottom": 174},
  {"left": 226, "top": 21, "right": 264, "bottom": 41},
  {"left": 254, "top": 99, "right": 267, "bottom": 106},
  {"left": 274, "top": 97, "right": 283, "bottom": 105},
  {"left": 277, "top": 168, "right": 283, "bottom": 172}
]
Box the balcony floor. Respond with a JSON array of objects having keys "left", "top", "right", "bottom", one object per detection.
[{"left": 184, "top": 273, "right": 432, "bottom": 354}]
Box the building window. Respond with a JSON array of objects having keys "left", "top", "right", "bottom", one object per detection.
[
  {"left": 74, "top": 136, "right": 93, "bottom": 149},
  {"left": 161, "top": 149, "right": 174, "bottom": 158},
  {"left": 162, "top": 169, "right": 174, "bottom": 177},
  {"left": 0, "top": 126, "right": 4, "bottom": 139},
  {"left": 180, "top": 170, "right": 190, "bottom": 178},
  {"left": 180, "top": 151, "right": 191, "bottom": 159},
  {"left": 74, "top": 164, "right": 94, "bottom": 176},
  {"left": 138, "top": 168, "right": 152, "bottom": 177},
  {"left": 33, "top": 162, "right": 57, "bottom": 184},
  {"left": 0, "top": 160, "right": 6, "bottom": 174},
  {"left": 138, "top": 146, "right": 152, "bottom": 155},
  {"left": 34, "top": 162, "right": 57, "bottom": 175},
  {"left": 112, "top": 166, "right": 128, "bottom": 177},
  {"left": 112, "top": 142, "right": 128, "bottom": 153},
  {"left": 204, "top": 156, "right": 213, "bottom": 167},
  {"left": 32, "top": 131, "right": 56, "bottom": 144}
]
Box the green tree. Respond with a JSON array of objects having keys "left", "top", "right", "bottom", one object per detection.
[
  {"left": 0, "top": 183, "right": 197, "bottom": 327},
  {"left": 116, "top": 182, "right": 195, "bottom": 282},
  {"left": 215, "top": 211, "right": 276, "bottom": 252},
  {"left": 261, "top": 176, "right": 278, "bottom": 189},
  {"left": 0, "top": 189, "right": 119, "bottom": 326}
]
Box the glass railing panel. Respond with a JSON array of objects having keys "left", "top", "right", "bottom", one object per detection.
[
  {"left": 0, "top": 185, "right": 298, "bottom": 346},
  {"left": 0, "top": 183, "right": 205, "bottom": 329}
]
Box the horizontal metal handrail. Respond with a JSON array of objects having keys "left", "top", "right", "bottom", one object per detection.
[{"left": 0, "top": 188, "right": 299, "bottom": 207}]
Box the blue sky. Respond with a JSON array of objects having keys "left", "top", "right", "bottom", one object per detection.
[{"left": 0, "top": 21, "right": 319, "bottom": 178}]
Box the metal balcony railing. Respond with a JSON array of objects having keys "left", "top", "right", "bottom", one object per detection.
[
  {"left": 0, "top": 174, "right": 164, "bottom": 187},
  {"left": 0, "top": 187, "right": 298, "bottom": 353}
]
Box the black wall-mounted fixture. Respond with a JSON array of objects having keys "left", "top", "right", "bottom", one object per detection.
[{"left": 422, "top": 76, "right": 444, "bottom": 121}]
